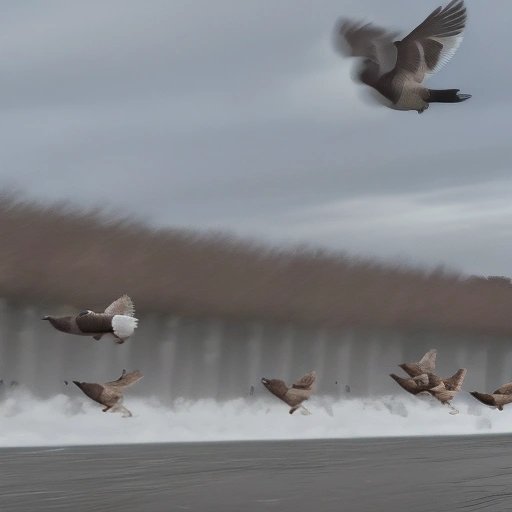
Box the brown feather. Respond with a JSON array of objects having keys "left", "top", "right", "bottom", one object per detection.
[
  {"left": 423, "top": 39, "right": 444, "bottom": 70},
  {"left": 261, "top": 373, "right": 315, "bottom": 410},
  {"left": 470, "top": 392, "right": 497, "bottom": 407},
  {"left": 443, "top": 369, "right": 466, "bottom": 392},
  {"left": 106, "top": 370, "right": 143, "bottom": 389},
  {"left": 394, "top": 0, "right": 466, "bottom": 81},
  {"left": 75, "top": 313, "right": 114, "bottom": 334},
  {"left": 261, "top": 378, "right": 288, "bottom": 400},
  {"left": 73, "top": 381, "right": 105, "bottom": 405},
  {"left": 399, "top": 349, "right": 437, "bottom": 377},
  {"left": 73, "top": 370, "right": 142, "bottom": 411},
  {"left": 402, "top": 1, "right": 466, "bottom": 42},
  {"left": 292, "top": 371, "right": 316, "bottom": 390},
  {"left": 104, "top": 295, "right": 135, "bottom": 317},
  {"left": 493, "top": 382, "right": 512, "bottom": 395}
]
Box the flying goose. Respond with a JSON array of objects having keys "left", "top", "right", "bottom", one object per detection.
[
  {"left": 390, "top": 369, "right": 466, "bottom": 414},
  {"left": 399, "top": 349, "right": 437, "bottom": 378},
  {"left": 261, "top": 371, "right": 316, "bottom": 414},
  {"left": 334, "top": 0, "right": 471, "bottom": 113},
  {"left": 428, "top": 368, "right": 467, "bottom": 414},
  {"left": 43, "top": 294, "right": 138, "bottom": 343},
  {"left": 390, "top": 371, "right": 441, "bottom": 396},
  {"left": 391, "top": 348, "right": 466, "bottom": 413},
  {"left": 73, "top": 369, "right": 143, "bottom": 417},
  {"left": 470, "top": 382, "right": 512, "bottom": 411}
]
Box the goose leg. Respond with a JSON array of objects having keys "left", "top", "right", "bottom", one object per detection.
[
  {"left": 300, "top": 405, "right": 312, "bottom": 416},
  {"left": 445, "top": 402, "right": 459, "bottom": 415},
  {"left": 118, "top": 405, "right": 133, "bottom": 418}
]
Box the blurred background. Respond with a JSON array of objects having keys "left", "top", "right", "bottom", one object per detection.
[{"left": 0, "top": 1, "right": 511, "bottom": 442}]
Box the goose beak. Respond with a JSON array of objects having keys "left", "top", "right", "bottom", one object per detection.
[
  {"left": 42, "top": 316, "right": 50, "bottom": 320},
  {"left": 261, "top": 378, "right": 269, "bottom": 385}
]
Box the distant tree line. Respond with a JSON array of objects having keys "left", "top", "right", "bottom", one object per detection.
[{"left": 1, "top": 194, "right": 511, "bottom": 336}]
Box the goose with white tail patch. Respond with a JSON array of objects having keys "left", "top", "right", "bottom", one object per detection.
[
  {"left": 261, "top": 371, "right": 316, "bottom": 415},
  {"left": 73, "top": 369, "right": 143, "bottom": 417},
  {"left": 42, "top": 294, "right": 138, "bottom": 344}
]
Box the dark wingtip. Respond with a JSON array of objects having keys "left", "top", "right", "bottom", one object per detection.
[{"left": 72, "top": 381, "right": 81, "bottom": 387}]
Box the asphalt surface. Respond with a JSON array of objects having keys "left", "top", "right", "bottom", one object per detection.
[{"left": 2, "top": 435, "right": 512, "bottom": 511}]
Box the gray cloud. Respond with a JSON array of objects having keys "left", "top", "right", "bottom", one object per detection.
[{"left": 1, "top": 0, "right": 511, "bottom": 275}]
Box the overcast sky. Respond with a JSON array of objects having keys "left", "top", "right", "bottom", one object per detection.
[{"left": 1, "top": 1, "right": 510, "bottom": 276}]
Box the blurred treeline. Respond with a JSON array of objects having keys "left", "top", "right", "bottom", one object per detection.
[{"left": 1, "top": 194, "right": 511, "bottom": 335}]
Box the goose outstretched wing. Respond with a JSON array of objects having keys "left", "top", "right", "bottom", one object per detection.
[
  {"left": 400, "top": 349, "right": 437, "bottom": 377},
  {"left": 393, "top": 0, "right": 467, "bottom": 84},
  {"left": 292, "top": 371, "right": 316, "bottom": 390},
  {"left": 493, "top": 382, "right": 512, "bottom": 395},
  {"left": 104, "top": 295, "right": 136, "bottom": 317},
  {"left": 418, "top": 349, "right": 437, "bottom": 374},
  {"left": 334, "top": 18, "right": 399, "bottom": 74},
  {"left": 443, "top": 368, "right": 467, "bottom": 392},
  {"left": 106, "top": 370, "right": 143, "bottom": 389}
]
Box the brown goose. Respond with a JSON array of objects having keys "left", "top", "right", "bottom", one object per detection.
[
  {"left": 470, "top": 382, "right": 512, "bottom": 411},
  {"left": 390, "top": 370, "right": 465, "bottom": 414},
  {"left": 399, "top": 349, "right": 437, "bottom": 378},
  {"left": 390, "top": 372, "right": 440, "bottom": 396},
  {"left": 428, "top": 368, "right": 467, "bottom": 414},
  {"left": 261, "top": 371, "right": 316, "bottom": 414},
  {"left": 335, "top": 0, "right": 471, "bottom": 113},
  {"left": 73, "top": 369, "right": 143, "bottom": 417},
  {"left": 43, "top": 294, "right": 138, "bottom": 344}
]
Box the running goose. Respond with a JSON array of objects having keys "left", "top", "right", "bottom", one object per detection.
[
  {"left": 399, "top": 349, "right": 437, "bottom": 377},
  {"left": 43, "top": 294, "right": 138, "bottom": 343},
  {"left": 261, "top": 371, "right": 316, "bottom": 414},
  {"left": 470, "top": 382, "right": 512, "bottom": 411},
  {"left": 73, "top": 369, "right": 143, "bottom": 417},
  {"left": 334, "top": 0, "right": 471, "bottom": 113}
]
